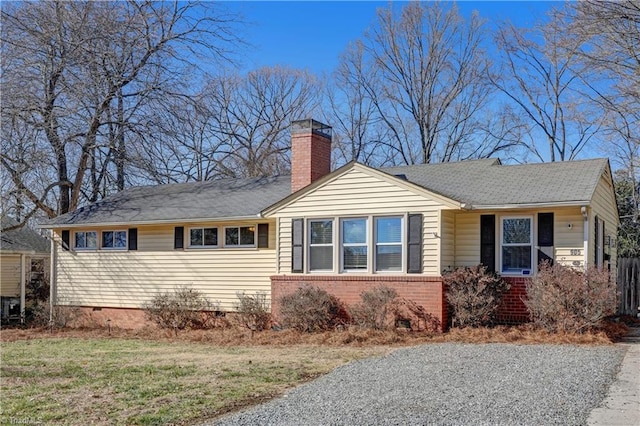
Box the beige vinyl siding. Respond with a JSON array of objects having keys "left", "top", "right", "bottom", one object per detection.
[
  {"left": 273, "top": 168, "right": 453, "bottom": 276},
  {"left": 54, "top": 220, "right": 277, "bottom": 310},
  {"left": 453, "top": 207, "right": 585, "bottom": 271},
  {"left": 0, "top": 254, "right": 21, "bottom": 297},
  {"left": 589, "top": 171, "right": 619, "bottom": 274},
  {"left": 440, "top": 210, "right": 455, "bottom": 273}
]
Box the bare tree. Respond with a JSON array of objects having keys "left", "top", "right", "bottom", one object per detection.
[
  {"left": 567, "top": 0, "right": 639, "bottom": 255},
  {"left": 324, "top": 41, "right": 392, "bottom": 167},
  {"left": 202, "top": 66, "right": 320, "bottom": 178},
  {"left": 1, "top": 1, "right": 241, "bottom": 227},
  {"left": 491, "top": 9, "right": 602, "bottom": 162},
  {"left": 342, "top": 2, "right": 498, "bottom": 165}
]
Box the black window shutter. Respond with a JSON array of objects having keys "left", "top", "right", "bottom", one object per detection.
[
  {"left": 128, "top": 228, "right": 138, "bottom": 251},
  {"left": 292, "top": 218, "right": 304, "bottom": 273},
  {"left": 174, "top": 226, "right": 184, "bottom": 249},
  {"left": 537, "top": 213, "right": 554, "bottom": 266},
  {"left": 594, "top": 216, "right": 599, "bottom": 265},
  {"left": 601, "top": 221, "right": 606, "bottom": 265},
  {"left": 257, "top": 223, "right": 269, "bottom": 248},
  {"left": 61, "top": 230, "right": 70, "bottom": 251},
  {"left": 480, "top": 215, "right": 495, "bottom": 272},
  {"left": 407, "top": 213, "right": 423, "bottom": 273}
]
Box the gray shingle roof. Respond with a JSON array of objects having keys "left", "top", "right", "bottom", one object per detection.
[
  {"left": 382, "top": 158, "right": 608, "bottom": 207},
  {"left": 1, "top": 216, "right": 50, "bottom": 253},
  {"left": 44, "top": 176, "right": 291, "bottom": 227},
  {"left": 42, "top": 157, "right": 610, "bottom": 227}
]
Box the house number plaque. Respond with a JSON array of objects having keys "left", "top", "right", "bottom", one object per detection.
[{"left": 570, "top": 249, "right": 582, "bottom": 256}]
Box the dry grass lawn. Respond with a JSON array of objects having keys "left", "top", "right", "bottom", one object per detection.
[
  {"left": 1, "top": 335, "right": 390, "bottom": 425},
  {"left": 0, "top": 322, "right": 627, "bottom": 426}
]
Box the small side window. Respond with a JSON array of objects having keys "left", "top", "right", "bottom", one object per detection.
[
  {"left": 224, "top": 226, "right": 256, "bottom": 247},
  {"left": 74, "top": 231, "right": 98, "bottom": 250},
  {"left": 189, "top": 227, "right": 218, "bottom": 248},
  {"left": 102, "top": 230, "right": 127, "bottom": 249}
]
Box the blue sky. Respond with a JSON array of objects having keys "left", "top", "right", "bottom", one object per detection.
[{"left": 226, "top": 1, "right": 561, "bottom": 75}]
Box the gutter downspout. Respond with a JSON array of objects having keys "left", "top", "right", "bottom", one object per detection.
[
  {"left": 49, "top": 230, "right": 56, "bottom": 329},
  {"left": 581, "top": 206, "right": 589, "bottom": 271},
  {"left": 20, "top": 253, "right": 26, "bottom": 324}
]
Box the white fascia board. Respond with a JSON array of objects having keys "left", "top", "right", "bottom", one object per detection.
[
  {"left": 468, "top": 201, "right": 591, "bottom": 210},
  {"left": 38, "top": 215, "right": 263, "bottom": 229}
]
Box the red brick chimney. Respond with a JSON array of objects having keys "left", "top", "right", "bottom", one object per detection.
[{"left": 291, "top": 119, "right": 332, "bottom": 193}]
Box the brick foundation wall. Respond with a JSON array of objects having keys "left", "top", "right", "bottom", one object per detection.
[
  {"left": 496, "top": 277, "right": 530, "bottom": 324},
  {"left": 67, "top": 306, "right": 152, "bottom": 329},
  {"left": 271, "top": 275, "right": 447, "bottom": 329}
]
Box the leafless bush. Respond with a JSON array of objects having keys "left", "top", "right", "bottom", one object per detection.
[
  {"left": 525, "top": 262, "right": 616, "bottom": 333},
  {"left": 27, "top": 301, "right": 81, "bottom": 329},
  {"left": 350, "top": 286, "right": 398, "bottom": 329},
  {"left": 279, "top": 285, "right": 350, "bottom": 332},
  {"left": 143, "top": 286, "right": 221, "bottom": 334},
  {"left": 388, "top": 298, "right": 441, "bottom": 333},
  {"left": 235, "top": 291, "right": 272, "bottom": 331},
  {"left": 445, "top": 265, "right": 510, "bottom": 327}
]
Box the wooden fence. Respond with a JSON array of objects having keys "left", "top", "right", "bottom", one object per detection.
[{"left": 617, "top": 257, "right": 640, "bottom": 316}]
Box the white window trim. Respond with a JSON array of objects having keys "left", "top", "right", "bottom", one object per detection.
[
  {"left": 374, "top": 216, "right": 405, "bottom": 273},
  {"left": 101, "top": 230, "right": 128, "bottom": 250},
  {"left": 74, "top": 230, "right": 98, "bottom": 250},
  {"left": 307, "top": 218, "right": 335, "bottom": 273},
  {"left": 223, "top": 225, "right": 257, "bottom": 248},
  {"left": 340, "top": 217, "right": 369, "bottom": 273},
  {"left": 500, "top": 216, "right": 533, "bottom": 276},
  {"left": 188, "top": 226, "right": 219, "bottom": 249}
]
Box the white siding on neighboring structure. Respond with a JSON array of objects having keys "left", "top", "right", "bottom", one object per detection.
[
  {"left": 0, "top": 254, "right": 21, "bottom": 297},
  {"left": 273, "top": 167, "right": 454, "bottom": 276},
  {"left": 54, "top": 220, "right": 277, "bottom": 310}
]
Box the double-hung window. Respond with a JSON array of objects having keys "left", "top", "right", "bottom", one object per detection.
[
  {"left": 74, "top": 231, "right": 97, "bottom": 250},
  {"left": 341, "top": 218, "right": 368, "bottom": 271},
  {"left": 501, "top": 217, "right": 532, "bottom": 274},
  {"left": 309, "top": 219, "right": 333, "bottom": 271},
  {"left": 189, "top": 227, "right": 218, "bottom": 248},
  {"left": 375, "top": 217, "right": 403, "bottom": 271},
  {"left": 102, "top": 230, "right": 127, "bottom": 249},
  {"left": 225, "top": 226, "right": 255, "bottom": 247}
]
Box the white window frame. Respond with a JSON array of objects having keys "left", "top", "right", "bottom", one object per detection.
[
  {"left": 340, "top": 217, "right": 369, "bottom": 273},
  {"left": 188, "top": 226, "right": 219, "bottom": 248},
  {"left": 500, "top": 216, "right": 533, "bottom": 275},
  {"left": 101, "top": 230, "right": 128, "bottom": 250},
  {"left": 374, "top": 216, "right": 404, "bottom": 273},
  {"left": 74, "top": 231, "right": 98, "bottom": 250},
  {"left": 223, "top": 225, "right": 256, "bottom": 248},
  {"left": 308, "top": 218, "right": 335, "bottom": 272}
]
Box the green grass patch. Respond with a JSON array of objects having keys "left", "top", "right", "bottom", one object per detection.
[{"left": 0, "top": 338, "right": 385, "bottom": 425}]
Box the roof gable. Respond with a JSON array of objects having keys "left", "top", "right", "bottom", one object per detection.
[
  {"left": 1, "top": 216, "right": 50, "bottom": 253},
  {"left": 262, "top": 162, "right": 462, "bottom": 216}
]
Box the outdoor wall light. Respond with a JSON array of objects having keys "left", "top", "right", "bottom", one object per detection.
[{"left": 567, "top": 223, "right": 573, "bottom": 229}]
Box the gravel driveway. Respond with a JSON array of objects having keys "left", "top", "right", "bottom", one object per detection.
[{"left": 213, "top": 343, "right": 625, "bottom": 426}]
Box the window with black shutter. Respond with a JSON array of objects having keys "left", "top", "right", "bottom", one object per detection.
[
  {"left": 291, "top": 219, "right": 304, "bottom": 273},
  {"left": 257, "top": 224, "right": 269, "bottom": 248},
  {"left": 61, "top": 230, "right": 70, "bottom": 251},
  {"left": 480, "top": 215, "right": 495, "bottom": 272},
  {"left": 407, "top": 214, "right": 423, "bottom": 273},
  {"left": 128, "top": 228, "right": 138, "bottom": 251},
  {"left": 537, "top": 213, "right": 553, "bottom": 266},
  {"left": 174, "top": 226, "right": 184, "bottom": 249}
]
